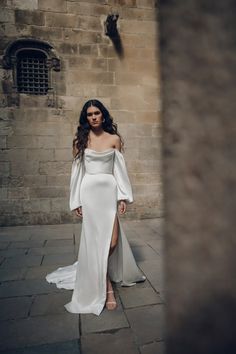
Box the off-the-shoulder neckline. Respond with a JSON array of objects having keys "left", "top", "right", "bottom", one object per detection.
[{"left": 85, "top": 148, "right": 120, "bottom": 153}]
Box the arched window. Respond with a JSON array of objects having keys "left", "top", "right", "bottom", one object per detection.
[
  {"left": 17, "top": 49, "right": 49, "bottom": 95},
  {"left": 2, "top": 38, "right": 60, "bottom": 96}
]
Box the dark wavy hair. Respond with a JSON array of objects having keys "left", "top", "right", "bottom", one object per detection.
[{"left": 73, "top": 99, "right": 123, "bottom": 159}]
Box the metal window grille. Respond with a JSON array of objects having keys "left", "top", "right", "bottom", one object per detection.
[{"left": 16, "top": 50, "right": 49, "bottom": 95}]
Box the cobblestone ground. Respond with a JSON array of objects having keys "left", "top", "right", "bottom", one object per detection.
[{"left": 0, "top": 218, "right": 165, "bottom": 354}]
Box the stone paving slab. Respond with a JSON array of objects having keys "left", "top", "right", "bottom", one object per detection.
[
  {"left": 0, "top": 255, "right": 4, "bottom": 265},
  {"left": 0, "top": 313, "right": 80, "bottom": 351},
  {"left": 0, "top": 296, "right": 32, "bottom": 321},
  {"left": 30, "top": 292, "right": 72, "bottom": 316},
  {"left": 0, "top": 232, "right": 31, "bottom": 242},
  {"left": 118, "top": 286, "right": 163, "bottom": 309},
  {"left": 80, "top": 296, "right": 129, "bottom": 334},
  {"left": 45, "top": 239, "right": 74, "bottom": 247},
  {"left": 30, "top": 226, "right": 75, "bottom": 240},
  {"left": 146, "top": 238, "right": 163, "bottom": 254},
  {"left": 24, "top": 265, "right": 59, "bottom": 280},
  {"left": 0, "top": 267, "right": 26, "bottom": 282},
  {"left": 0, "top": 248, "right": 27, "bottom": 257},
  {"left": 125, "top": 304, "right": 165, "bottom": 345},
  {"left": 0, "top": 279, "right": 61, "bottom": 298},
  {"left": 1, "top": 255, "right": 43, "bottom": 268},
  {"left": 42, "top": 253, "right": 76, "bottom": 266},
  {"left": 9, "top": 240, "right": 45, "bottom": 249},
  {"left": 140, "top": 341, "right": 165, "bottom": 354},
  {"left": 129, "top": 238, "right": 147, "bottom": 246},
  {"left": 134, "top": 225, "right": 160, "bottom": 242},
  {"left": 0, "top": 241, "right": 10, "bottom": 249},
  {"left": 28, "top": 245, "right": 75, "bottom": 255},
  {"left": 138, "top": 259, "right": 163, "bottom": 287},
  {"left": 1, "top": 339, "right": 81, "bottom": 354},
  {"left": 131, "top": 245, "right": 159, "bottom": 262},
  {"left": 146, "top": 218, "right": 164, "bottom": 237},
  {"left": 81, "top": 328, "right": 139, "bottom": 354}
]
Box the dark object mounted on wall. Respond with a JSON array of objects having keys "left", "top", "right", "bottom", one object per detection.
[
  {"left": 104, "top": 13, "right": 124, "bottom": 59},
  {"left": 104, "top": 13, "right": 119, "bottom": 38}
]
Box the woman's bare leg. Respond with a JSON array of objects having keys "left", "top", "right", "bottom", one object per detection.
[{"left": 106, "top": 215, "right": 119, "bottom": 310}]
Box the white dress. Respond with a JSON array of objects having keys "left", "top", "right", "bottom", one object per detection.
[{"left": 46, "top": 148, "right": 145, "bottom": 316}]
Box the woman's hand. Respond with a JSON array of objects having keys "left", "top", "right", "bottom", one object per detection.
[
  {"left": 75, "top": 206, "right": 83, "bottom": 218},
  {"left": 118, "top": 200, "right": 127, "bottom": 215}
]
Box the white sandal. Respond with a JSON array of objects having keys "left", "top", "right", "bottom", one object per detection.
[{"left": 106, "top": 290, "right": 117, "bottom": 310}]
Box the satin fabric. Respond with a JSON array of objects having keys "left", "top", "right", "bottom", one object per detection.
[{"left": 46, "top": 148, "right": 145, "bottom": 315}]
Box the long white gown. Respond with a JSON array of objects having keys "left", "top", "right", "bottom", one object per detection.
[{"left": 46, "top": 148, "right": 145, "bottom": 315}]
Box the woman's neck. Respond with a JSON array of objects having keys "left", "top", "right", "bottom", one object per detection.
[{"left": 89, "top": 127, "right": 104, "bottom": 136}]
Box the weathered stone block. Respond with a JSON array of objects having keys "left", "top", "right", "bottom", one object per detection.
[
  {"left": 30, "top": 25, "right": 63, "bottom": 40},
  {"left": 22, "top": 198, "right": 51, "bottom": 213},
  {"left": 15, "top": 9, "right": 45, "bottom": 26},
  {"left": 137, "top": 0, "right": 157, "bottom": 9},
  {"left": 68, "top": 56, "right": 91, "bottom": 68},
  {"left": 23, "top": 174, "right": 47, "bottom": 186},
  {"left": 121, "top": 7, "right": 156, "bottom": 21},
  {"left": 0, "top": 136, "right": 6, "bottom": 148},
  {"left": 0, "top": 161, "right": 10, "bottom": 176},
  {"left": 51, "top": 198, "right": 68, "bottom": 211},
  {"left": 10, "top": 161, "right": 39, "bottom": 175},
  {"left": 39, "top": 161, "right": 71, "bottom": 175},
  {"left": 67, "top": 2, "right": 106, "bottom": 16},
  {"left": 120, "top": 19, "right": 156, "bottom": 34},
  {"left": 45, "top": 13, "right": 77, "bottom": 28},
  {"left": 91, "top": 58, "right": 108, "bottom": 71},
  {"left": 7, "top": 135, "right": 35, "bottom": 149},
  {"left": 78, "top": 15, "right": 102, "bottom": 32},
  {"left": 27, "top": 149, "right": 54, "bottom": 162},
  {"left": 29, "top": 187, "right": 67, "bottom": 198},
  {"left": 54, "top": 148, "right": 71, "bottom": 161},
  {"left": 0, "top": 200, "right": 22, "bottom": 214},
  {"left": 79, "top": 44, "right": 98, "bottom": 56},
  {"left": 135, "top": 111, "right": 160, "bottom": 123},
  {"left": 38, "top": 0, "right": 67, "bottom": 12},
  {"left": 8, "top": 187, "right": 29, "bottom": 199},
  {"left": 58, "top": 42, "right": 78, "bottom": 55},
  {"left": 0, "top": 120, "right": 13, "bottom": 135},
  {"left": 115, "top": 72, "right": 141, "bottom": 85},
  {"left": 46, "top": 175, "right": 70, "bottom": 186},
  {"left": 98, "top": 44, "right": 116, "bottom": 58},
  {"left": 3, "top": 148, "right": 27, "bottom": 161},
  {"left": 10, "top": 0, "right": 38, "bottom": 10},
  {"left": 68, "top": 70, "right": 114, "bottom": 85},
  {"left": 0, "top": 8, "right": 15, "bottom": 23},
  {"left": 0, "top": 187, "right": 7, "bottom": 200},
  {"left": 108, "top": 0, "right": 137, "bottom": 6}
]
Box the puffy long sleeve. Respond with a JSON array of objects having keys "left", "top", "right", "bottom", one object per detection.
[
  {"left": 113, "top": 150, "right": 133, "bottom": 204},
  {"left": 69, "top": 157, "right": 85, "bottom": 211}
]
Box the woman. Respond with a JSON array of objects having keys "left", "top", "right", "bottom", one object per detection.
[{"left": 46, "top": 99, "right": 145, "bottom": 315}]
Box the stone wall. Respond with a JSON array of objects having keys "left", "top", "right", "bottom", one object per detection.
[
  {"left": 159, "top": 0, "right": 236, "bottom": 353},
  {"left": 0, "top": 0, "right": 161, "bottom": 226}
]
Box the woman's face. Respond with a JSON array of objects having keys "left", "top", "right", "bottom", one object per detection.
[{"left": 86, "top": 105, "right": 103, "bottom": 129}]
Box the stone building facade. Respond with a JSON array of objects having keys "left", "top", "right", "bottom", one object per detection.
[{"left": 0, "top": 0, "right": 161, "bottom": 226}]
